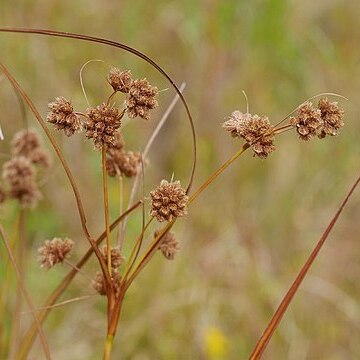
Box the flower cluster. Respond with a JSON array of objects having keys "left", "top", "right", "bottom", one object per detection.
[
  {"left": 290, "top": 98, "right": 344, "bottom": 140},
  {"left": 46, "top": 67, "right": 158, "bottom": 150},
  {"left": 106, "top": 132, "right": 143, "bottom": 178},
  {"left": 155, "top": 230, "right": 180, "bottom": 260},
  {"left": 47, "top": 97, "right": 81, "bottom": 137},
  {"left": 1, "top": 129, "right": 51, "bottom": 208},
  {"left": 11, "top": 128, "right": 52, "bottom": 168},
  {"left": 223, "top": 96, "right": 345, "bottom": 158},
  {"left": 223, "top": 111, "right": 275, "bottom": 158},
  {"left": 150, "top": 180, "right": 188, "bottom": 222},
  {"left": 85, "top": 103, "right": 122, "bottom": 149},
  {"left": 38, "top": 237, "right": 74, "bottom": 269}
]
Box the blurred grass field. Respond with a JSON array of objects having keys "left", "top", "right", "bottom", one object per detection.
[{"left": 0, "top": 1, "right": 360, "bottom": 359}]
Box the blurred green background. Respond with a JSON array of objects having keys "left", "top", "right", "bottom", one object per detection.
[{"left": 0, "top": 0, "right": 360, "bottom": 359}]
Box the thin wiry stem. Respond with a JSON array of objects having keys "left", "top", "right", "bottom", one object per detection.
[
  {"left": 116, "top": 175, "right": 124, "bottom": 246},
  {"left": 18, "top": 201, "right": 141, "bottom": 360},
  {"left": 0, "top": 62, "right": 112, "bottom": 287},
  {"left": 125, "top": 143, "right": 251, "bottom": 290},
  {"left": 189, "top": 143, "right": 250, "bottom": 204},
  {"left": 274, "top": 92, "right": 348, "bottom": 128},
  {"left": 79, "top": 59, "right": 104, "bottom": 107},
  {"left": 8, "top": 211, "right": 25, "bottom": 359},
  {"left": 102, "top": 146, "right": 112, "bottom": 274},
  {"left": 0, "top": 28, "right": 197, "bottom": 194},
  {"left": 0, "top": 224, "right": 51, "bottom": 360},
  {"left": 249, "top": 174, "right": 360, "bottom": 360},
  {"left": 20, "top": 295, "right": 94, "bottom": 314},
  {"left": 121, "top": 82, "right": 186, "bottom": 248}
]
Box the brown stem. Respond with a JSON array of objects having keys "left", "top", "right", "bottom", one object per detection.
[
  {"left": 102, "top": 147, "right": 112, "bottom": 274},
  {"left": 249, "top": 174, "right": 360, "bottom": 360},
  {"left": 0, "top": 27, "right": 197, "bottom": 194},
  {"left": 17, "top": 201, "right": 141, "bottom": 360},
  {"left": 0, "top": 224, "right": 51, "bottom": 360},
  {"left": 8, "top": 210, "right": 25, "bottom": 359}
]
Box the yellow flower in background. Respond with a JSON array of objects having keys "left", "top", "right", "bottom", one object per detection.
[{"left": 204, "top": 326, "right": 229, "bottom": 359}]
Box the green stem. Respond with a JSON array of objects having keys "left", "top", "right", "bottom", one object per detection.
[{"left": 103, "top": 334, "right": 114, "bottom": 360}]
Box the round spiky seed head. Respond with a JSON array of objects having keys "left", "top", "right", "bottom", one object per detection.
[
  {"left": 108, "top": 68, "right": 133, "bottom": 93},
  {"left": 150, "top": 180, "right": 188, "bottom": 222},
  {"left": 47, "top": 97, "right": 81, "bottom": 136},
  {"left": 2, "top": 156, "right": 34, "bottom": 187},
  {"left": 290, "top": 102, "right": 322, "bottom": 141},
  {"left": 155, "top": 230, "right": 180, "bottom": 260},
  {"left": 126, "top": 78, "right": 158, "bottom": 120},
  {"left": 317, "top": 97, "right": 345, "bottom": 138},
  {"left": 223, "top": 111, "right": 275, "bottom": 159},
  {"left": 106, "top": 152, "right": 142, "bottom": 178},
  {"left": 11, "top": 129, "right": 52, "bottom": 168},
  {"left": 101, "top": 246, "right": 125, "bottom": 269},
  {"left": 11, "top": 129, "right": 41, "bottom": 156},
  {"left": 2, "top": 157, "right": 42, "bottom": 208},
  {"left": 85, "top": 103, "right": 122, "bottom": 149},
  {"left": 38, "top": 237, "right": 74, "bottom": 269},
  {"left": 92, "top": 271, "right": 121, "bottom": 296}
]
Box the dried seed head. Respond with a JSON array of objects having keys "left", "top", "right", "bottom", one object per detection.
[
  {"left": 2, "top": 156, "right": 34, "bottom": 186},
  {"left": 222, "top": 111, "right": 253, "bottom": 138},
  {"left": 317, "top": 97, "right": 345, "bottom": 138},
  {"left": 9, "top": 183, "right": 42, "bottom": 209},
  {"left": 101, "top": 246, "right": 125, "bottom": 269},
  {"left": 150, "top": 180, "right": 188, "bottom": 222},
  {"left": 92, "top": 271, "right": 107, "bottom": 295},
  {"left": 155, "top": 230, "right": 180, "bottom": 260},
  {"left": 108, "top": 68, "right": 133, "bottom": 93},
  {"left": 107, "top": 132, "right": 125, "bottom": 157},
  {"left": 38, "top": 237, "right": 74, "bottom": 269},
  {"left": 107, "top": 152, "right": 142, "bottom": 178},
  {"left": 290, "top": 102, "right": 322, "bottom": 141},
  {"left": 11, "top": 129, "right": 52, "bottom": 168},
  {"left": 223, "top": 111, "right": 275, "bottom": 158},
  {"left": 85, "top": 103, "right": 122, "bottom": 149},
  {"left": 11, "top": 129, "right": 41, "bottom": 156},
  {"left": 92, "top": 271, "right": 121, "bottom": 296},
  {"left": 47, "top": 97, "right": 82, "bottom": 136},
  {"left": 126, "top": 78, "right": 158, "bottom": 120},
  {"left": 2, "top": 157, "right": 42, "bottom": 209},
  {"left": 30, "top": 148, "right": 52, "bottom": 168}
]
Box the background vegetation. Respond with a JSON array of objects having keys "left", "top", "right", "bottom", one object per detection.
[{"left": 0, "top": 1, "right": 359, "bottom": 359}]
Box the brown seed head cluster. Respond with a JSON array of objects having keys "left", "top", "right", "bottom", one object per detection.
[
  {"left": 290, "top": 98, "right": 344, "bottom": 140},
  {"left": 85, "top": 103, "right": 122, "bottom": 149},
  {"left": 2, "top": 156, "right": 41, "bottom": 208},
  {"left": 126, "top": 79, "right": 158, "bottom": 120},
  {"left": 106, "top": 132, "right": 142, "bottom": 178},
  {"left": 155, "top": 230, "right": 180, "bottom": 260},
  {"left": 290, "top": 102, "right": 322, "bottom": 141},
  {"left": 107, "top": 150, "right": 142, "bottom": 178},
  {"left": 150, "top": 180, "right": 188, "bottom": 222},
  {"left": 223, "top": 111, "right": 275, "bottom": 159},
  {"left": 101, "top": 246, "right": 125, "bottom": 269},
  {"left": 317, "top": 97, "right": 345, "bottom": 138},
  {"left": 11, "top": 129, "right": 52, "bottom": 168},
  {"left": 47, "top": 97, "right": 82, "bottom": 137},
  {"left": 38, "top": 237, "right": 74, "bottom": 269},
  {"left": 92, "top": 271, "right": 121, "bottom": 296},
  {"left": 108, "top": 68, "right": 133, "bottom": 93}
]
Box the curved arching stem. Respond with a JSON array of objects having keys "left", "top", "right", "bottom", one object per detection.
[{"left": 0, "top": 27, "right": 197, "bottom": 194}]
